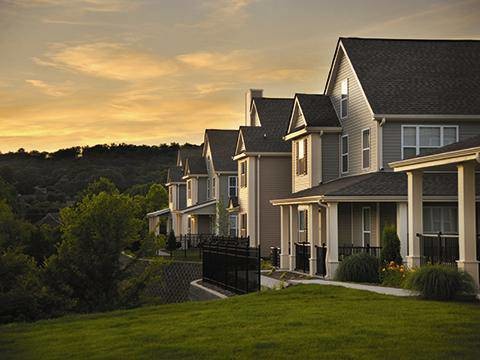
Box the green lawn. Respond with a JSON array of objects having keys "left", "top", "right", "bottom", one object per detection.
[{"left": 1, "top": 285, "right": 479, "bottom": 359}]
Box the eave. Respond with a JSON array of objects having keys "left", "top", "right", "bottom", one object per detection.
[{"left": 284, "top": 126, "right": 343, "bottom": 141}]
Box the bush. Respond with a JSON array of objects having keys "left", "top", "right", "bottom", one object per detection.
[
  {"left": 380, "top": 261, "right": 409, "bottom": 287},
  {"left": 404, "top": 264, "right": 476, "bottom": 300},
  {"left": 335, "top": 253, "right": 380, "bottom": 283},
  {"left": 380, "top": 225, "right": 402, "bottom": 265},
  {"left": 166, "top": 230, "right": 177, "bottom": 251}
]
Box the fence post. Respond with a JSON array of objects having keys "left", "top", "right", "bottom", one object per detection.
[{"left": 258, "top": 245, "right": 261, "bottom": 292}]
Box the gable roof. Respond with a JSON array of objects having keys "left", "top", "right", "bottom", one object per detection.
[
  {"left": 331, "top": 37, "right": 480, "bottom": 116},
  {"left": 238, "top": 97, "right": 294, "bottom": 154},
  {"left": 204, "top": 129, "right": 239, "bottom": 172},
  {"left": 177, "top": 145, "right": 202, "bottom": 166},
  {"left": 184, "top": 156, "right": 207, "bottom": 176},
  {"left": 167, "top": 166, "right": 184, "bottom": 183},
  {"left": 286, "top": 94, "right": 341, "bottom": 134}
]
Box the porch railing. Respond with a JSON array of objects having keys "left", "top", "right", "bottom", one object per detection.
[
  {"left": 338, "top": 243, "right": 382, "bottom": 261},
  {"left": 176, "top": 234, "right": 250, "bottom": 249},
  {"left": 417, "top": 232, "right": 459, "bottom": 266},
  {"left": 316, "top": 244, "right": 327, "bottom": 277},
  {"left": 295, "top": 242, "right": 310, "bottom": 273}
]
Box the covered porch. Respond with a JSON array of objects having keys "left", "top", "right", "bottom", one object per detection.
[
  {"left": 180, "top": 199, "right": 216, "bottom": 235},
  {"left": 390, "top": 135, "right": 480, "bottom": 287}
]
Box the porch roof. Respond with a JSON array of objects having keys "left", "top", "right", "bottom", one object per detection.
[
  {"left": 180, "top": 199, "right": 216, "bottom": 215},
  {"left": 146, "top": 208, "right": 170, "bottom": 218},
  {"left": 271, "top": 171, "right": 480, "bottom": 205}
]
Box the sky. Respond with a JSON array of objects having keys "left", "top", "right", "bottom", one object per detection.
[{"left": 0, "top": 0, "right": 479, "bottom": 152}]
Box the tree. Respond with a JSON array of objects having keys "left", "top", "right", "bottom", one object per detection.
[
  {"left": 166, "top": 230, "right": 177, "bottom": 251},
  {"left": 215, "top": 197, "right": 229, "bottom": 236},
  {"left": 81, "top": 177, "right": 119, "bottom": 198},
  {"left": 44, "top": 192, "right": 142, "bottom": 312},
  {"left": 145, "top": 183, "right": 168, "bottom": 213},
  {"left": 380, "top": 225, "right": 403, "bottom": 264}
]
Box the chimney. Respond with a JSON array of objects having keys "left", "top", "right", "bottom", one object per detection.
[{"left": 245, "top": 89, "right": 263, "bottom": 126}]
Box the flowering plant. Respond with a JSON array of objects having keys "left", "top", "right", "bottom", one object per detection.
[{"left": 380, "top": 261, "right": 409, "bottom": 287}]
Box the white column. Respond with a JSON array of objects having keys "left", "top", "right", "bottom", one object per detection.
[
  {"left": 396, "top": 202, "right": 408, "bottom": 263},
  {"left": 326, "top": 202, "right": 339, "bottom": 279},
  {"left": 457, "top": 161, "right": 479, "bottom": 287},
  {"left": 289, "top": 204, "right": 298, "bottom": 271},
  {"left": 407, "top": 170, "right": 423, "bottom": 267},
  {"left": 280, "top": 205, "right": 290, "bottom": 269},
  {"left": 308, "top": 203, "right": 320, "bottom": 276}
]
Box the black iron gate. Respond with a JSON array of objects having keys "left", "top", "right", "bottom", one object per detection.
[
  {"left": 295, "top": 242, "right": 310, "bottom": 273},
  {"left": 316, "top": 244, "right": 327, "bottom": 276}
]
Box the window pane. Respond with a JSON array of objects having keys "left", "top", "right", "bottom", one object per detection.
[
  {"left": 341, "top": 79, "right": 348, "bottom": 95},
  {"left": 342, "top": 136, "right": 348, "bottom": 155},
  {"left": 363, "top": 149, "right": 370, "bottom": 169},
  {"left": 444, "top": 127, "right": 457, "bottom": 145},
  {"left": 342, "top": 155, "right": 348, "bottom": 172},
  {"left": 341, "top": 98, "right": 348, "bottom": 118},
  {"left": 403, "top": 147, "right": 417, "bottom": 159},
  {"left": 362, "top": 130, "right": 370, "bottom": 149},
  {"left": 423, "top": 207, "right": 433, "bottom": 233},
  {"left": 419, "top": 127, "right": 440, "bottom": 146},
  {"left": 363, "top": 208, "right": 371, "bottom": 231},
  {"left": 403, "top": 127, "right": 416, "bottom": 147},
  {"left": 298, "top": 140, "right": 305, "bottom": 159}
]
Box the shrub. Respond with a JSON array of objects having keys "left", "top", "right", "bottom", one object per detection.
[
  {"left": 166, "top": 230, "right": 177, "bottom": 251},
  {"left": 380, "top": 225, "right": 402, "bottom": 265},
  {"left": 380, "top": 261, "right": 409, "bottom": 287},
  {"left": 335, "top": 253, "right": 380, "bottom": 283},
  {"left": 404, "top": 264, "right": 476, "bottom": 300}
]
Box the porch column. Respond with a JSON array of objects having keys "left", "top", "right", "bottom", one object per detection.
[
  {"left": 457, "top": 161, "right": 479, "bottom": 287},
  {"left": 280, "top": 205, "right": 290, "bottom": 269},
  {"left": 308, "top": 203, "right": 320, "bottom": 276},
  {"left": 326, "top": 202, "right": 339, "bottom": 279},
  {"left": 407, "top": 170, "right": 423, "bottom": 267},
  {"left": 396, "top": 202, "right": 408, "bottom": 263},
  {"left": 289, "top": 204, "right": 298, "bottom": 271}
]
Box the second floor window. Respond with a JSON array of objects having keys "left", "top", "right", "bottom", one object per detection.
[
  {"left": 187, "top": 180, "right": 192, "bottom": 200},
  {"left": 206, "top": 178, "right": 211, "bottom": 199},
  {"left": 240, "top": 213, "right": 247, "bottom": 237},
  {"left": 402, "top": 125, "right": 458, "bottom": 159},
  {"left": 240, "top": 161, "right": 247, "bottom": 188},
  {"left": 362, "top": 129, "right": 370, "bottom": 169},
  {"left": 340, "top": 79, "right": 348, "bottom": 119},
  {"left": 228, "top": 176, "right": 237, "bottom": 197},
  {"left": 296, "top": 138, "right": 308, "bottom": 175},
  {"left": 341, "top": 135, "right": 349, "bottom": 173}
]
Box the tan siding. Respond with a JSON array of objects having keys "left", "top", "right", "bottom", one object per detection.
[
  {"left": 292, "top": 136, "right": 311, "bottom": 192},
  {"left": 327, "top": 50, "right": 377, "bottom": 176},
  {"left": 322, "top": 133, "right": 339, "bottom": 182},
  {"left": 259, "top": 156, "right": 291, "bottom": 255},
  {"left": 238, "top": 160, "right": 248, "bottom": 214},
  {"left": 292, "top": 106, "right": 305, "bottom": 129}
]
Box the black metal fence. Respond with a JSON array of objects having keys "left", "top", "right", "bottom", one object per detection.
[
  {"left": 270, "top": 247, "right": 280, "bottom": 267},
  {"left": 418, "top": 233, "right": 459, "bottom": 266},
  {"left": 295, "top": 242, "right": 310, "bottom": 273},
  {"left": 338, "top": 243, "right": 382, "bottom": 261},
  {"left": 316, "top": 244, "right": 327, "bottom": 276},
  {"left": 202, "top": 238, "right": 260, "bottom": 294}
]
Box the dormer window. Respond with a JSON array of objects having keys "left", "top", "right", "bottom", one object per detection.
[
  {"left": 187, "top": 180, "right": 192, "bottom": 200},
  {"left": 296, "top": 138, "right": 308, "bottom": 176},
  {"left": 340, "top": 79, "right": 348, "bottom": 119},
  {"left": 240, "top": 161, "right": 247, "bottom": 188}
]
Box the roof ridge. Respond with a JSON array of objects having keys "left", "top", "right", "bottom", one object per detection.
[{"left": 340, "top": 37, "right": 480, "bottom": 42}]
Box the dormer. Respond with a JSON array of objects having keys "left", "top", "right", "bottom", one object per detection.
[
  {"left": 182, "top": 156, "right": 208, "bottom": 207},
  {"left": 284, "top": 94, "right": 342, "bottom": 193}
]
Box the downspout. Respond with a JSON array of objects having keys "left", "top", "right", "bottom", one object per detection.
[
  {"left": 257, "top": 155, "right": 261, "bottom": 247},
  {"left": 378, "top": 117, "right": 386, "bottom": 171}
]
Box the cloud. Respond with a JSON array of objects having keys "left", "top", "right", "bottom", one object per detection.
[
  {"left": 34, "top": 42, "right": 179, "bottom": 81},
  {"left": 25, "top": 79, "right": 73, "bottom": 96},
  {"left": 177, "top": 50, "right": 253, "bottom": 71},
  {"left": 7, "top": 0, "right": 135, "bottom": 12}
]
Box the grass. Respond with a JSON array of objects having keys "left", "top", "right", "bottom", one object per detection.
[{"left": 1, "top": 285, "right": 479, "bottom": 359}]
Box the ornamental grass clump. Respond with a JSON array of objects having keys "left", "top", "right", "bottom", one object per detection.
[
  {"left": 335, "top": 252, "right": 380, "bottom": 283},
  {"left": 404, "top": 264, "right": 476, "bottom": 301},
  {"left": 380, "top": 261, "right": 409, "bottom": 287}
]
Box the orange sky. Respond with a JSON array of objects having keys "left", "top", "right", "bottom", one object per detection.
[{"left": 1, "top": 0, "right": 479, "bottom": 152}]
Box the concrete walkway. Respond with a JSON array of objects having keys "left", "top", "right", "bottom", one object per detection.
[{"left": 289, "top": 278, "right": 417, "bottom": 297}]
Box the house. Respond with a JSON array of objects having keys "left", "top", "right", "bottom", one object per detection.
[
  {"left": 271, "top": 38, "right": 480, "bottom": 285},
  {"left": 231, "top": 90, "right": 293, "bottom": 255}
]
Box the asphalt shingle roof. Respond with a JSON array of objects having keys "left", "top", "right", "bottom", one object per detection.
[
  {"left": 167, "top": 166, "right": 184, "bottom": 183},
  {"left": 205, "top": 129, "right": 239, "bottom": 172},
  {"left": 340, "top": 38, "right": 480, "bottom": 115},
  {"left": 178, "top": 145, "right": 202, "bottom": 166},
  {"left": 295, "top": 94, "right": 341, "bottom": 130},
  {"left": 184, "top": 156, "right": 207, "bottom": 175},
  {"left": 281, "top": 171, "right": 480, "bottom": 200},
  {"left": 413, "top": 134, "right": 480, "bottom": 158}
]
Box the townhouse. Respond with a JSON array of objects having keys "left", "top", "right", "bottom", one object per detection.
[{"left": 271, "top": 38, "right": 480, "bottom": 286}]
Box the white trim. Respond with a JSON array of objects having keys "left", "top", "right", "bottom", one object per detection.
[
  {"left": 233, "top": 152, "right": 290, "bottom": 160},
  {"left": 287, "top": 97, "right": 307, "bottom": 134},
  {"left": 361, "top": 128, "right": 371, "bottom": 170},
  {"left": 284, "top": 126, "right": 343, "bottom": 141},
  {"left": 341, "top": 134, "right": 349, "bottom": 174},
  {"left": 340, "top": 78, "right": 349, "bottom": 120},
  {"left": 362, "top": 206, "right": 371, "bottom": 246},
  {"left": 228, "top": 175, "right": 238, "bottom": 197},
  {"left": 180, "top": 200, "right": 216, "bottom": 214},
  {"left": 375, "top": 114, "right": 480, "bottom": 120},
  {"left": 400, "top": 124, "right": 459, "bottom": 160}
]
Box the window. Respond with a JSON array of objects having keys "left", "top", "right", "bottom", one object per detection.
[
  {"left": 340, "top": 79, "right": 348, "bottom": 119},
  {"left": 240, "top": 213, "right": 247, "bottom": 237},
  {"left": 169, "top": 186, "right": 173, "bottom": 203},
  {"left": 423, "top": 206, "right": 458, "bottom": 234},
  {"left": 240, "top": 161, "right": 247, "bottom": 188},
  {"left": 341, "top": 135, "right": 349, "bottom": 173},
  {"left": 206, "top": 178, "right": 211, "bottom": 199},
  {"left": 187, "top": 180, "right": 192, "bottom": 200},
  {"left": 187, "top": 216, "right": 192, "bottom": 234},
  {"left": 402, "top": 125, "right": 458, "bottom": 159},
  {"left": 296, "top": 138, "right": 308, "bottom": 175},
  {"left": 229, "top": 214, "right": 238, "bottom": 237},
  {"left": 212, "top": 177, "right": 216, "bottom": 198},
  {"left": 362, "top": 207, "right": 371, "bottom": 246},
  {"left": 362, "top": 129, "right": 370, "bottom": 169},
  {"left": 228, "top": 176, "right": 237, "bottom": 197},
  {"left": 298, "top": 209, "right": 308, "bottom": 242}
]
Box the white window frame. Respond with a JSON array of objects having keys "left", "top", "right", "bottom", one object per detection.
[
  {"left": 229, "top": 214, "right": 238, "bottom": 237},
  {"left": 340, "top": 78, "right": 349, "bottom": 120},
  {"left": 206, "top": 178, "right": 211, "bottom": 199},
  {"left": 362, "top": 128, "right": 370, "bottom": 170},
  {"left": 362, "top": 207, "right": 371, "bottom": 246},
  {"left": 228, "top": 176, "right": 238, "bottom": 197},
  {"left": 341, "top": 134, "right": 349, "bottom": 174},
  {"left": 187, "top": 179, "right": 192, "bottom": 200},
  {"left": 401, "top": 125, "right": 459, "bottom": 159}
]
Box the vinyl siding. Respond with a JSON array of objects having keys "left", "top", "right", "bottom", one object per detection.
[
  {"left": 338, "top": 203, "right": 352, "bottom": 245},
  {"left": 238, "top": 159, "right": 249, "bottom": 215},
  {"left": 197, "top": 177, "right": 208, "bottom": 203},
  {"left": 322, "top": 133, "right": 339, "bottom": 182},
  {"left": 258, "top": 156, "right": 291, "bottom": 255},
  {"left": 383, "top": 121, "right": 480, "bottom": 169},
  {"left": 292, "top": 135, "right": 311, "bottom": 192},
  {"left": 327, "top": 49, "right": 377, "bottom": 176}
]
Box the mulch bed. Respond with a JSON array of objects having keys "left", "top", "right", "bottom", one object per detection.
[{"left": 263, "top": 270, "right": 316, "bottom": 281}]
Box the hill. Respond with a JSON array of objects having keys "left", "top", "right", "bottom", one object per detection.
[{"left": 1, "top": 285, "right": 479, "bottom": 359}]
